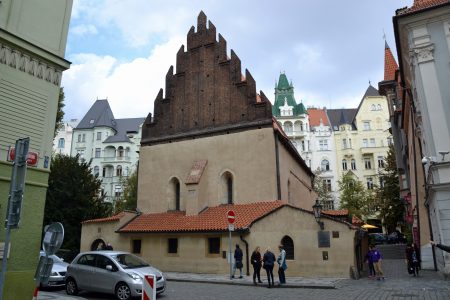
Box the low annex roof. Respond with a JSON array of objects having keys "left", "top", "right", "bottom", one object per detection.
[
  {"left": 82, "top": 211, "right": 128, "bottom": 224},
  {"left": 118, "top": 201, "right": 285, "bottom": 233},
  {"left": 396, "top": 0, "right": 449, "bottom": 15}
]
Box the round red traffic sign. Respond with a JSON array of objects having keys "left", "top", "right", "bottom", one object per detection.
[{"left": 227, "top": 210, "right": 236, "bottom": 224}]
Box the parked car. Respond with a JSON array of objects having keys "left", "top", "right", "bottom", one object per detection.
[
  {"left": 65, "top": 251, "right": 166, "bottom": 300},
  {"left": 39, "top": 251, "right": 69, "bottom": 287},
  {"left": 387, "top": 231, "right": 407, "bottom": 244},
  {"left": 369, "top": 233, "right": 387, "bottom": 245}
]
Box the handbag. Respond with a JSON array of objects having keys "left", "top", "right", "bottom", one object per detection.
[
  {"left": 236, "top": 261, "right": 243, "bottom": 269},
  {"left": 407, "top": 265, "right": 414, "bottom": 274},
  {"left": 282, "top": 261, "right": 288, "bottom": 270}
]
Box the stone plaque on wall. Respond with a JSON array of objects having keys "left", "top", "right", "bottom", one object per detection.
[{"left": 318, "top": 231, "right": 330, "bottom": 248}]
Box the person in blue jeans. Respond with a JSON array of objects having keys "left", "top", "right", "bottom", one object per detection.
[
  {"left": 365, "top": 248, "right": 376, "bottom": 278},
  {"left": 263, "top": 247, "right": 275, "bottom": 288},
  {"left": 232, "top": 244, "right": 243, "bottom": 278},
  {"left": 277, "top": 244, "right": 287, "bottom": 284}
]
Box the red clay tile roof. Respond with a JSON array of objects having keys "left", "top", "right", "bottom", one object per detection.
[
  {"left": 82, "top": 212, "right": 127, "bottom": 224},
  {"left": 397, "top": 0, "right": 448, "bottom": 15},
  {"left": 308, "top": 108, "right": 330, "bottom": 127},
  {"left": 118, "top": 201, "right": 286, "bottom": 233},
  {"left": 352, "top": 215, "right": 364, "bottom": 225},
  {"left": 322, "top": 209, "right": 349, "bottom": 217},
  {"left": 384, "top": 43, "right": 398, "bottom": 81}
]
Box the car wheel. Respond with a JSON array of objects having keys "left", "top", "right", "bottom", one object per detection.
[
  {"left": 66, "top": 278, "right": 78, "bottom": 296},
  {"left": 115, "top": 282, "right": 131, "bottom": 300}
]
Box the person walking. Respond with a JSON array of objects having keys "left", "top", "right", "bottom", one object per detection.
[
  {"left": 430, "top": 240, "right": 450, "bottom": 253},
  {"left": 251, "top": 246, "right": 263, "bottom": 285},
  {"left": 370, "top": 244, "right": 385, "bottom": 280},
  {"left": 263, "top": 247, "right": 275, "bottom": 288},
  {"left": 365, "top": 247, "right": 376, "bottom": 279},
  {"left": 105, "top": 242, "right": 113, "bottom": 250},
  {"left": 405, "top": 242, "right": 420, "bottom": 276},
  {"left": 232, "top": 244, "right": 243, "bottom": 279},
  {"left": 277, "top": 244, "right": 287, "bottom": 285}
]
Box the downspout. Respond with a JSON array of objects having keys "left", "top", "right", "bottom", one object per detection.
[
  {"left": 410, "top": 95, "right": 421, "bottom": 249},
  {"left": 240, "top": 234, "right": 250, "bottom": 276},
  {"left": 274, "top": 132, "right": 282, "bottom": 200}
]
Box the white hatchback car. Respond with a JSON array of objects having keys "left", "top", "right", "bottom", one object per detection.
[{"left": 65, "top": 251, "right": 166, "bottom": 299}]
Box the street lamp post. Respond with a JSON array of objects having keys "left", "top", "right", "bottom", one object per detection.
[{"left": 312, "top": 199, "right": 324, "bottom": 230}]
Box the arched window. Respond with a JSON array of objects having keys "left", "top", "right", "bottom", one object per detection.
[
  {"left": 342, "top": 159, "right": 347, "bottom": 171},
  {"left": 118, "top": 146, "right": 124, "bottom": 158},
  {"left": 94, "top": 166, "right": 99, "bottom": 177},
  {"left": 220, "top": 171, "right": 234, "bottom": 204},
  {"left": 377, "top": 104, "right": 382, "bottom": 110},
  {"left": 116, "top": 165, "right": 122, "bottom": 176},
  {"left": 281, "top": 236, "right": 294, "bottom": 260},
  {"left": 287, "top": 180, "right": 292, "bottom": 204},
  {"left": 168, "top": 177, "right": 181, "bottom": 211},
  {"left": 371, "top": 104, "right": 376, "bottom": 111},
  {"left": 321, "top": 159, "right": 330, "bottom": 171},
  {"left": 351, "top": 159, "right": 356, "bottom": 170}
]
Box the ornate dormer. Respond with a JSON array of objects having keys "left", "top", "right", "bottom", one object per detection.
[
  {"left": 141, "top": 11, "right": 273, "bottom": 146},
  {"left": 280, "top": 98, "right": 294, "bottom": 116}
]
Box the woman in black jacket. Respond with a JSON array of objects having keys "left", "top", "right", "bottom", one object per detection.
[
  {"left": 263, "top": 247, "right": 276, "bottom": 288},
  {"left": 430, "top": 240, "right": 450, "bottom": 252},
  {"left": 251, "top": 246, "right": 263, "bottom": 285}
]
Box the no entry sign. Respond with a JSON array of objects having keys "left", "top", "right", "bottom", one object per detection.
[
  {"left": 227, "top": 210, "right": 235, "bottom": 224},
  {"left": 142, "top": 274, "right": 156, "bottom": 300}
]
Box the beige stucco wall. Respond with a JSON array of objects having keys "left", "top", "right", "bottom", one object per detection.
[
  {"left": 82, "top": 206, "right": 355, "bottom": 278},
  {"left": 277, "top": 139, "right": 316, "bottom": 210},
  {"left": 138, "top": 128, "right": 280, "bottom": 215},
  {"left": 80, "top": 212, "right": 137, "bottom": 252}
]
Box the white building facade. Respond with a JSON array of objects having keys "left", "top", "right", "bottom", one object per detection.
[
  {"left": 53, "top": 119, "right": 79, "bottom": 155},
  {"left": 70, "top": 100, "right": 144, "bottom": 203}
]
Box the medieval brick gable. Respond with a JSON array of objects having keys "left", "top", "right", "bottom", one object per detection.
[{"left": 141, "top": 11, "right": 273, "bottom": 145}]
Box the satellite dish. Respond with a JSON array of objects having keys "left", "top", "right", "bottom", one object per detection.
[{"left": 42, "top": 222, "right": 64, "bottom": 256}]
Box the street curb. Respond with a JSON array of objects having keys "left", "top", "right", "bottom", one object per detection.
[{"left": 166, "top": 278, "right": 336, "bottom": 289}]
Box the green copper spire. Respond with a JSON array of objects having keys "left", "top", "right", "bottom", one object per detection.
[{"left": 272, "top": 73, "right": 307, "bottom": 116}]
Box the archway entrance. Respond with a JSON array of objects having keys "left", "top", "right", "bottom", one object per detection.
[{"left": 91, "top": 238, "right": 105, "bottom": 251}]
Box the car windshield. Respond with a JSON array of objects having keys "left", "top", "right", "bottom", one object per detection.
[{"left": 111, "top": 253, "right": 150, "bottom": 269}]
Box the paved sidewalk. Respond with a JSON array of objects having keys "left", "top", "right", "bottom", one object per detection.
[{"left": 165, "top": 271, "right": 342, "bottom": 289}]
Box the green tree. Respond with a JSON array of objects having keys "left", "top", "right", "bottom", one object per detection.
[
  {"left": 374, "top": 144, "right": 403, "bottom": 232},
  {"left": 312, "top": 168, "right": 334, "bottom": 208},
  {"left": 338, "top": 172, "right": 375, "bottom": 218},
  {"left": 54, "top": 88, "right": 65, "bottom": 138},
  {"left": 44, "top": 154, "right": 111, "bottom": 251},
  {"left": 114, "top": 168, "right": 138, "bottom": 213}
]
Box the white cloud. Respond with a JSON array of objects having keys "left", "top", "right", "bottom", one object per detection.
[
  {"left": 62, "top": 36, "right": 184, "bottom": 119},
  {"left": 71, "top": 24, "right": 98, "bottom": 36}
]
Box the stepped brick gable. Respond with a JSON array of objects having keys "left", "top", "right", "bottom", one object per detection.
[{"left": 141, "top": 11, "right": 273, "bottom": 145}]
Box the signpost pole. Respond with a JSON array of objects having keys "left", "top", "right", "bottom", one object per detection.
[
  {"left": 226, "top": 210, "right": 235, "bottom": 280},
  {"left": 229, "top": 228, "right": 232, "bottom": 279},
  {"left": 0, "top": 138, "right": 29, "bottom": 300}
]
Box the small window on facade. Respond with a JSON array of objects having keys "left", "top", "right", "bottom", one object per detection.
[
  {"left": 342, "top": 159, "right": 348, "bottom": 171},
  {"left": 227, "top": 176, "right": 233, "bottom": 204},
  {"left": 118, "top": 147, "right": 124, "bottom": 158},
  {"left": 95, "top": 148, "right": 101, "bottom": 158},
  {"left": 115, "top": 185, "right": 122, "bottom": 197},
  {"left": 349, "top": 138, "right": 352, "bottom": 148},
  {"left": 175, "top": 181, "right": 180, "bottom": 210},
  {"left": 116, "top": 165, "right": 122, "bottom": 176},
  {"left": 168, "top": 238, "right": 178, "bottom": 254},
  {"left": 332, "top": 231, "right": 340, "bottom": 238},
  {"left": 371, "top": 104, "right": 376, "bottom": 111},
  {"left": 90, "top": 119, "right": 95, "bottom": 124},
  {"left": 208, "top": 237, "right": 220, "bottom": 254},
  {"left": 362, "top": 139, "right": 368, "bottom": 148},
  {"left": 370, "top": 138, "right": 375, "bottom": 147},
  {"left": 377, "top": 104, "right": 382, "bottom": 110},
  {"left": 301, "top": 140, "right": 305, "bottom": 151},
  {"left": 58, "top": 138, "right": 65, "bottom": 148},
  {"left": 342, "top": 139, "right": 347, "bottom": 149},
  {"left": 319, "top": 140, "right": 328, "bottom": 151},
  {"left": 97, "top": 132, "right": 102, "bottom": 141},
  {"left": 387, "top": 137, "right": 393, "bottom": 146},
  {"left": 378, "top": 156, "right": 385, "bottom": 168},
  {"left": 363, "top": 121, "right": 371, "bottom": 131},
  {"left": 82, "top": 134, "right": 86, "bottom": 142},
  {"left": 102, "top": 167, "right": 106, "bottom": 177},
  {"left": 321, "top": 159, "right": 330, "bottom": 171},
  {"left": 351, "top": 159, "right": 356, "bottom": 170},
  {"left": 132, "top": 240, "right": 141, "bottom": 254},
  {"left": 322, "top": 179, "right": 332, "bottom": 192},
  {"left": 94, "top": 166, "right": 99, "bottom": 177},
  {"left": 364, "top": 158, "right": 372, "bottom": 170},
  {"left": 77, "top": 134, "right": 81, "bottom": 142},
  {"left": 281, "top": 235, "right": 294, "bottom": 260},
  {"left": 367, "top": 177, "right": 373, "bottom": 190}
]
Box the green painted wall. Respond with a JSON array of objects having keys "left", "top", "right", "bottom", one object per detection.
[{"left": 0, "top": 162, "right": 49, "bottom": 298}]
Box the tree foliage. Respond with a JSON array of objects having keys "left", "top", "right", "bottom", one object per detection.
[
  {"left": 44, "top": 154, "right": 111, "bottom": 251},
  {"left": 312, "top": 168, "right": 334, "bottom": 208},
  {"left": 114, "top": 168, "right": 138, "bottom": 213},
  {"left": 338, "top": 172, "right": 376, "bottom": 218},
  {"left": 54, "top": 88, "right": 65, "bottom": 138},
  {"left": 374, "top": 144, "right": 403, "bottom": 232}
]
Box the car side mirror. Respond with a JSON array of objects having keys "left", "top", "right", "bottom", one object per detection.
[{"left": 106, "top": 265, "right": 115, "bottom": 271}]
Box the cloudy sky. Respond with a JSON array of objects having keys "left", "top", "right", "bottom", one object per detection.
[{"left": 62, "top": 0, "right": 412, "bottom": 120}]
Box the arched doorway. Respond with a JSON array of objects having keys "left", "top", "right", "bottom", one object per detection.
[
  {"left": 91, "top": 238, "right": 106, "bottom": 251},
  {"left": 281, "top": 235, "right": 294, "bottom": 260}
]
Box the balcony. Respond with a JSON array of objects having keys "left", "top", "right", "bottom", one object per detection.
[
  {"left": 102, "top": 156, "right": 131, "bottom": 163},
  {"left": 360, "top": 147, "right": 376, "bottom": 155},
  {"left": 341, "top": 147, "right": 354, "bottom": 157},
  {"left": 285, "top": 130, "right": 307, "bottom": 138}
]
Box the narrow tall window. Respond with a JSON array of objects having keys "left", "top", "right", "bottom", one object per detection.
[
  {"left": 367, "top": 178, "right": 373, "bottom": 190},
  {"left": 370, "top": 138, "right": 375, "bottom": 147},
  {"left": 168, "top": 177, "right": 181, "bottom": 211},
  {"left": 351, "top": 159, "right": 356, "bottom": 170},
  {"left": 364, "top": 158, "right": 372, "bottom": 170},
  {"left": 96, "top": 132, "right": 102, "bottom": 141},
  {"left": 116, "top": 165, "right": 123, "bottom": 176},
  {"left": 363, "top": 121, "right": 371, "bottom": 131},
  {"left": 95, "top": 148, "right": 101, "bottom": 158},
  {"left": 321, "top": 160, "right": 330, "bottom": 171},
  {"left": 94, "top": 166, "right": 99, "bottom": 177},
  {"left": 175, "top": 181, "right": 180, "bottom": 211},
  {"left": 58, "top": 138, "right": 65, "bottom": 148},
  {"left": 342, "top": 159, "right": 348, "bottom": 171},
  {"left": 378, "top": 156, "right": 385, "bottom": 168},
  {"left": 322, "top": 179, "right": 332, "bottom": 192},
  {"left": 227, "top": 176, "right": 233, "bottom": 204},
  {"left": 342, "top": 139, "right": 347, "bottom": 149}
]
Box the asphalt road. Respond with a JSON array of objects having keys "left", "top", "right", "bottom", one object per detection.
[{"left": 42, "top": 278, "right": 450, "bottom": 300}]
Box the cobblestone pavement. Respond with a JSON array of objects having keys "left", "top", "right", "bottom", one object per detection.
[{"left": 39, "top": 259, "right": 450, "bottom": 300}]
